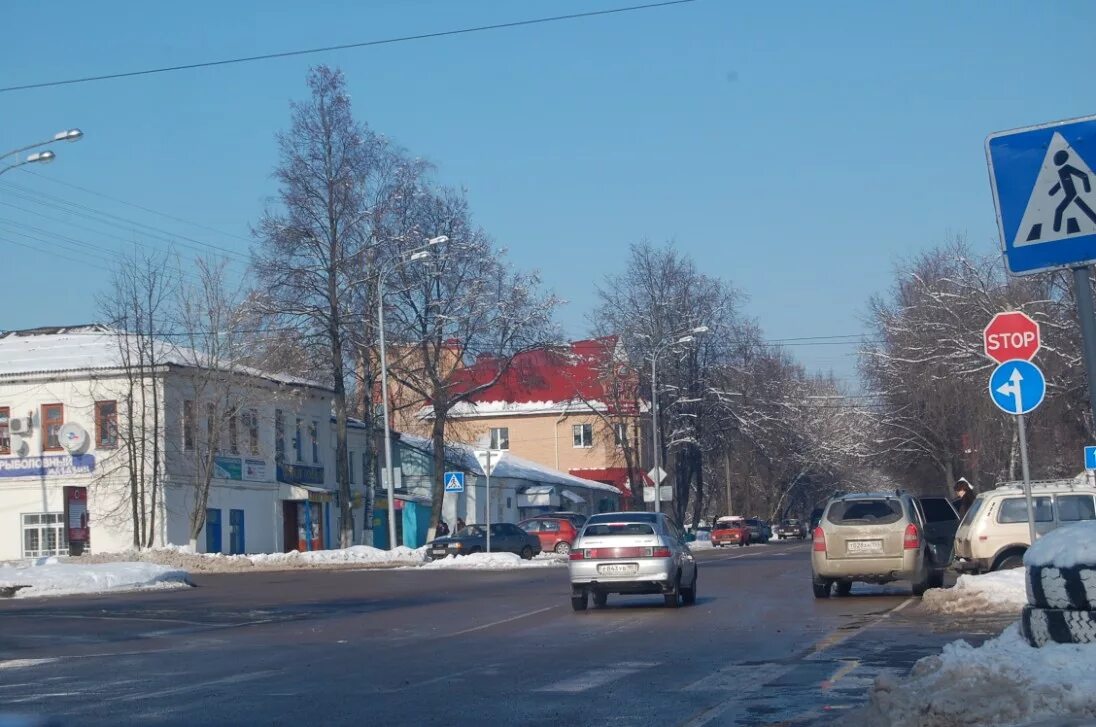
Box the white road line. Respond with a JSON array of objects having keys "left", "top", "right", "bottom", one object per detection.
[
  {"left": 0, "top": 658, "right": 58, "bottom": 670},
  {"left": 535, "top": 661, "right": 659, "bottom": 693},
  {"left": 444, "top": 605, "right": 557, "bottom": 638},
  {"left": 702, "top": 545, "right": 803, "bottom": 562},
  {"left": 807, "top": 596, "right": 916, "bottom": 657}
]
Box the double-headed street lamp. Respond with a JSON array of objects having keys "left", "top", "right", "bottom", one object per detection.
[
  {"left": 649, "top": 325, "right": 708, "bottom": 514},
  {"left": 0, "top": 128, "right": 83, "bottom": 177},
  {"left": 377, "top": 235, "right": 449, "bottom": 549}
]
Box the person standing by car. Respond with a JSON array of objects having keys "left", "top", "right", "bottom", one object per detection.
[
  {"left": 436, "top": 520, "right": 450, "bottom": 537},
  {"left": 953, "top": 478, "right": 976, "bottom": 518},
  {"left": 455, "top": 517, "right": 466, "bottom": 531}
]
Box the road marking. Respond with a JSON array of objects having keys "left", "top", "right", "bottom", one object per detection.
[
  {"left": 536, "top": 661, "right": 658, "bottom": 693},
  {"left": 702, "top": 545, "right": 803, "bottom": 562},
  {"left": 443, "top": 605, "right": 557, "bottom": 638},
  {"left": 820, "top": 658, "right": 860, "bottom": 691},
  {"left": 0, "top": 658, "right": 58, "bottom": 670},
  {"left": 113, "top": 669, "right": 279, "bottom": 702},
  {"left": 807, "top": 597, "right": 915, "bottom": 657}
]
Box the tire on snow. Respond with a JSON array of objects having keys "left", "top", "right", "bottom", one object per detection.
[
  {"left": 1026, "top": 564, "right": 1096, "bottom": 611},
  {"left": 1021, "top": 605, "right": 1096, "bottom": 647}
]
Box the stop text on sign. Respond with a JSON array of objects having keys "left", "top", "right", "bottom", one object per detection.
[{"left": 983, "top": 311, "right": 1041, "bottom": 364}]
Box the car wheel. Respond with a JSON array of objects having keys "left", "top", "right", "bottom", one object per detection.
[
  {"left": 994, "top": 553, "right": 1025, "bottom": 571},
  {"left": 593, "top": 592, "right": 608, "bottom": 608},
  {"left": 813, "top": 579, "right": 832, "bottom": 599},
  {"left": 554, "top": 541, "right": 571, "bottom": 556},
  {"left": 520, "top": 546, "right": 533, "bottom": 560},
  {"left": 682, "top": 572, "right": 698, "bottom": 606},
  {"left": 911, "top": 559, "right": 932, "bottom": 597},
  {"left": 664, "top": 575, "right": 682, "bottom": 608},
  {"left": 835, "top": 581, "right": 852, "bottom": 597},
  {"left": 571, "top": 592, "right": 588, "bottom": 612}
]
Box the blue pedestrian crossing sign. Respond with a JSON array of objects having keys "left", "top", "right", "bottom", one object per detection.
[
  {"left": 1085, "top": 446, "right": 1096, "bottom": 471},
  {"left": 444, "top": 471, "right": 465, "bottom": 493},
  {"left": 987, "top": 115, "right": 1096, "bottom": 275},
  {"left": 989, "top": 360, "right": 1046, "bottom": 415}
]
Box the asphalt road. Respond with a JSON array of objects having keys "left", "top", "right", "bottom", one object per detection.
[{"left": 0, "top": 542, "right": 1011, "bottom": 726}]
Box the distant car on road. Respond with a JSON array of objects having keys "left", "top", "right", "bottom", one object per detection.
[
  {"left": 710, "top": 518, "right": 750, "bottom": 547},
  {"left": 743, "top": 518, "right": 768, "bottom": 543},
  {"left": 428, "top": 523, "right": 541, "bottom": 561},
  {"left": 775, "top": 519, "right": 807, "bottom": 540},
  {"left": 519, "top": 516, "right": 581, "bottom": 555},
  {"left": 568, "top": 512, "right": 698, "bottom": 611}
]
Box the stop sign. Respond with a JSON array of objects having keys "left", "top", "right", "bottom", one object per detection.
[{"left": 984, "top": 311, "right": 1041, "bottom": 363}]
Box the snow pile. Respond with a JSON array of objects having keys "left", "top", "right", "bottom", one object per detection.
[
  {"left": 1026, "top": 520, "right": 1096, "bottom": 568},
  {"left": 71, "top": 544, "right": 426, "bottom": 573},
  {"left": 418, "top": 552, "right": 565, "bottom": 570},
  {"left": 862, "top": 624, "right": 1096, "bottom": 726},
  {"left": 922, "top": 569, "right": 1027, "bottom": 615},
  {"left": 690, "top": 539, "right": 714, "bottom": 551},
  {"left": 246, "top": 545, "right": 425, "bottom": 568},
  {"left": 0, "top": 560, "right": 190, "bottom": 599}
]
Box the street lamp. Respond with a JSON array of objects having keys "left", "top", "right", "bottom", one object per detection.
[
  {"left": 649, "top": 325, "right": 708, "bottom": 514},
  {"left": 0, "top": 127, "right": 82, "bottom": 176},
  {"left": 377, "top": 236, "right": 449, "bottom": 549}
]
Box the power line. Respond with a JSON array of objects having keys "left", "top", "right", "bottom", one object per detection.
[{"left": 0, "top": 0, "right": 699, "bottom": 94}]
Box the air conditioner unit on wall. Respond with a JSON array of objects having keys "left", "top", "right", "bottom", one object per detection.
[{"left": 9, "top": 417, "right": 31, "bottom": 435}]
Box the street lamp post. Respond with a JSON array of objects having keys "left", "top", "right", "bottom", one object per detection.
[
  {"left": 0, "top": 128, "right": 82, "bottom": 177},
  {"left": 377, "top": 235, "right": 449, "bottom": 549},
  {"left": 649, "top": 326, "right": 708, "bottom": 514}
]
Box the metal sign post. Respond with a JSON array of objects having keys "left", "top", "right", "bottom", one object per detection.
[
  {"left": 1072, "top": 266, "right": 1096, "bottom": 430},
  {"left": 474, "top": 447, "right": 501, "bottom": 554},
  {"left": 989, "top": 360, "right": 1046, "bottom": 545}
]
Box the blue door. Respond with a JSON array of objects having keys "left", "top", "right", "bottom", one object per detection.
[
  {"left": 205, "top": 508, "right": 222, "bottom": 553},
  {"left": 229, "top": 509, "right": 245, "bottom": 555}
]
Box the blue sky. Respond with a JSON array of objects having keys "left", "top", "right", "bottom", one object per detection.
[{"left": 2, "top": 0, "right": 1093, "bottom": 387}]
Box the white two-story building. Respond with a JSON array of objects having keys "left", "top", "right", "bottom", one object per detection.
[{"left": 0, "top": 325, "right": 372, "bottom": 561}]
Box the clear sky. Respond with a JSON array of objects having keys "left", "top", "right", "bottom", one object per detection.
[{"left": 2, "top": 0, "right": 1093, "bottom": 388}]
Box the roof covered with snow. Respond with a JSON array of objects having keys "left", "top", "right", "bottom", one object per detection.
[{"left": 0, "top": 326, "right": 329, "bottom": 390}]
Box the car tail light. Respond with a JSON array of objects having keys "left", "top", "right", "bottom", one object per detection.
[
  {"left": 569, "top": 549, "right": 586, "bottom": 560},
  {"left": 904, "top": 524, "right": 920, "bottom": 550},
  {"left": 651, "top": 546, "right": 671, "bottom": 558},
  {"left": 812, "top": 527, "right": 826, "bottom": 552}
]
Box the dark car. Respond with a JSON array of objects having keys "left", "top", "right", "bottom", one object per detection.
[
  {"left": 775, "top": 518, "right": 807, "bottom": 540},
  {"left": 428, "top": 523, "right": 542, "bottom": 561},
  {"left": 743, "top": 518, "right": 768, "bottom": 543}
]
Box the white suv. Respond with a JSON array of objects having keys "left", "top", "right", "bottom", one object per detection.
[{"left": 952, "top": 478, "right": 1096, "bottom": 573}]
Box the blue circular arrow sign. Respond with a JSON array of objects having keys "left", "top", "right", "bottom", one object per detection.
[{"left": 989, "top": 360, "right": 1046, "bottom": 415}]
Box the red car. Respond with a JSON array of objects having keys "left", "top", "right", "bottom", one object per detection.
[
  {"left": 519, "top": 516, "right": 581, "bottom": 555},
  {"left": 710, "top": 519, "right": 751, "bottom": 547}
]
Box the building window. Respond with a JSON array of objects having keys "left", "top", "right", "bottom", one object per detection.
[
  {"left": 95, "top": 401, "right": 118, "bottom": 449},
  {"left": 42, "top": 404, "right": 64, "bottom": 451},
  {"left": 247, "top": 408, "right": 259, "bottom": 455},
  {"left": 228, "top": 413, "right": 239, "bottom": 454},
  {"left": 572, "top": 423, "right": 593, "bottom": 448},
  {"left": 275, "top": 409, "right": 285, "bottom": 462},
  {"left": 183, "top": 400, "right": 195, "bottom": 451},
  {"left": 294, "top": 418, "right": 303, "bottom": 462},
  {"left": 490, "top": 427, "right": 509, "bottom": 450},
  {"left": 310, "top": 420, "right": 319, "bottom": 464},
  {"left": 614, "top": 423, "right": 628, "bottom": 448},
  {"left": 22, "top": 513, "right": 66, "bottom": 557},
  {"left": 0, "top": 407, "right": 10, "bottom": 455}
]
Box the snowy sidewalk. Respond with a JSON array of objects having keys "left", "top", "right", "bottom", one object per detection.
[
  {"left": 0, "top": 559, "right": 190, "bottom": 599},
  {"left": 921, "top": 569, "right": 1027, "bottom": 615}
]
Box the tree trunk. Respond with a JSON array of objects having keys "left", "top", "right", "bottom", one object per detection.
[{"left": 428, "top": 411, "right": 447, "bottom": 540}]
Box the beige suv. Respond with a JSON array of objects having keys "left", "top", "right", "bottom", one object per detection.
[
  {"left": 811, "top": 492, "right": 941, "bottom": 598},
  {"left": 953, "top": 479, "right": 1096, "bottom": 573}
]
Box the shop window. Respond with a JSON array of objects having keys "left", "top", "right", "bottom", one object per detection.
[
  {"left": 22, "top": 513, "right": 66, "bottom": 557},
  {"left": 572, "top": 423, "right": 593, "bottom": 448},
  {"left": 42, "top": 404, "right": 64, "bottom": 451},
  {"left": 95, "top": 401, "right": 118, "bottom": 449},
  {"left": 490, "top": 427, "right": 509, "bottom": 450},
  {"left": 0, "top": 407, "right": 9, "bottom": 455},
  {"left": 183, "top": 400, "right": 196, "bottom": 451}
]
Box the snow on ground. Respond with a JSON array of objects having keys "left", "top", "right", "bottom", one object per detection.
[
  {"left": 0, "top": 560, "right": 190, "bottom": 599},
  {"left": 922, "top": 569, "right": 1027, "bottom": 615},
  {"left": 861, "top": 623, "right": 1096, "bottom": 726},
  {"left": 1026, "top": 520, "right": 1096, "bottom": 569},
  {"left": 417, "top": 552, "right": 566, "bottom": 570},
  {"left": 69, "top": 544, "right": 427, "bottom": 573},
  {"left": 690, "top": 539, "right": 714, "bottom": 550}
]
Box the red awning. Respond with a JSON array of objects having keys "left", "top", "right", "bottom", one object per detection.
[{"left": 568, "top": 468, "right": 650, "bottom": 499}]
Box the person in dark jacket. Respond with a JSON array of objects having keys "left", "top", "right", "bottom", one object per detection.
[
  {"left": 953, "top": 477, "right": 976, "bottom": 518},
  {"left": 436, "top": 520, "right": 450, "bottom": 537}
]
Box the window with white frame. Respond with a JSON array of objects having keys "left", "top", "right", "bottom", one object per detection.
[
  {"left": 490, "top": 427, "right": 509, "bottom": 450},
  {"left": 22, "top": 513, "right": 67, "bottom": 557},
  {"left": 573, "top": 423, "right": 593, "bottom": 448}
]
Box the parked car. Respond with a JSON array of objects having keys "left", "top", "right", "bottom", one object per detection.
[
  {"left": 743, "top": 518, "right": 768, "bottom": 543},
  {"left": 428, "top": 523, "right": 541, "bottom": 561},
  {"left": 953, "top": 480, "right": 1096, "bottom": 573},
  {"left": 711, "top": 518, "right": 750, "bottom": 547},
  {"left": 775, "top": 518, "right": 807, "bottom": 540},
  {"left": 811, "top": 492, "right": 947, "bottom": 598},
  {"left": 544, "top": 511, "right": 588, "bottom": 528},
  {"left": 568, "top": 512, "right": 698, "bottom": 611},
  {"left": 809, "top": 506, "right": 825, "bottom": 532},
  {"left": 519, "top": 516, "right": 581, "bottom": 555}
]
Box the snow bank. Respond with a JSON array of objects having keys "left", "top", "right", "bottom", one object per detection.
[
  {"left": 922, "top": 569, "right": 1027, "bottom": 615},
  {"left": 246, "top": 545, "right": 425, "bottom": 567},
  {"left": 71, "top": 544, "right": 427, "bottom": 573},
  {"left": 862, "top": 623, "right": 1096, "bottom": 726},
  {"left": 1026, "top": 520, "right": 1096, "bottom": 569},
  {"left": 418, "top": 552, "right": 565, "bottom": 570},
  {"left": 0, "top": 560, "right": 190, "bottom": 599}
]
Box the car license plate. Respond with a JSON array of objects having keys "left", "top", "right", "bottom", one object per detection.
[
  {"left": 597, "top": 563, "right": 639, "bottom": 575},
  {"left": 846, "top": 539, "right": 883, "bottom": 554},
  {"left": 432, "top": 549, "right": 447, "bottom": 556}
]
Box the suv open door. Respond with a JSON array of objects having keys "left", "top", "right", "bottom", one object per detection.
[{"left": 916, "top": 496, "right": 960, "bottom": 571}]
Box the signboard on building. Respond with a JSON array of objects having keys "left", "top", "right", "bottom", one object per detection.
[
  {"left": 277, "top": 462, "right": 325, "bottom": 485},
  {"left": 0, "top": 454, "right": 95, "bottom": 478},
  {"left": 214, "top": 456, "right": 269, "bottom": 482}
]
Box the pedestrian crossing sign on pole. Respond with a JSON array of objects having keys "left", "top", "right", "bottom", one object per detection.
[
  {"left": 444, "top": 471, "right": 465, "bottom": 493},
  {"left": 987, "top": 114, "right": 1096, "bottom": 275}
]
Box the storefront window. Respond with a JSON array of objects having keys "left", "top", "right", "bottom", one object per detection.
[{"left": 22, "top": 513, "right": 67, "bottom": 557}]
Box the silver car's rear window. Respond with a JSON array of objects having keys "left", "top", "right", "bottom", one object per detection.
[
  {"left": 827, "top": 499, "right": 902, "bottom": 525},
  {"left": 584, "top": 523, "right": 655, "bottom": 536}
]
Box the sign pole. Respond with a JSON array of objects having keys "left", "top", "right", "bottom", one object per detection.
[
  {"left": 485, "top": 448, "right": 492, "bottom": 554},
  {"left": 1015, "top": 412, "right": 1038, "bottom": 546},
  {"left": 1072, "top": 265, "right": 1096, "bottom": 432}
]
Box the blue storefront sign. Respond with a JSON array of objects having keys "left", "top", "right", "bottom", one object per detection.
[
  {"left": 0, "top": 454, "right": 96, "bottom": 478},
  {"left": 277, "top": 462, "right": 324, "bottom": 485}
]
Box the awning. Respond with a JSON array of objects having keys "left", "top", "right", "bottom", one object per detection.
[
  {"left": 561, "top": 489, "right": 584, "bottom": 504},
  {"left": 279, "top": 483, "right": 334, "bottom": 503},
  {"left": 524, "top": 486, "right": 554, "bottom": 495}
]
